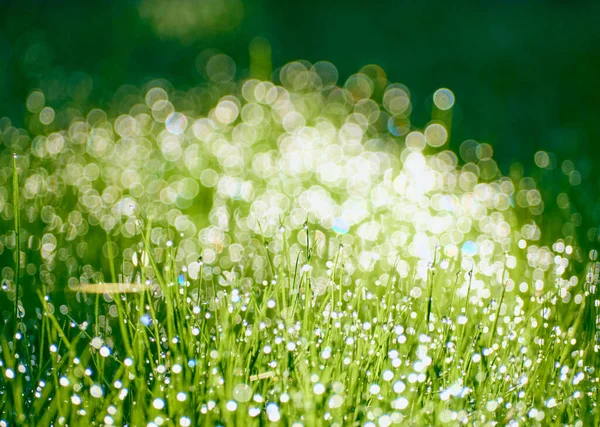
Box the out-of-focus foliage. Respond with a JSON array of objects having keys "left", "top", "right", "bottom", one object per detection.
[{"left": 0, "top": 0, "right": 598, "bottom": 238}]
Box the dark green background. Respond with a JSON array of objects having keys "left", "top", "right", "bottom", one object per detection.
[{"left": 1, "top": 0, "right": 599, "bottom": 235}]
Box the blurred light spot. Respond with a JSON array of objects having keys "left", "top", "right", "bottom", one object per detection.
[
  {"left": 534, "top": 151, "right": 550, "bottom": 168},
  {"left": 332, "top": 218, "right": 349, "bottom": 234},
  {"left": 207, "top": 54, "right": 236, "bottom": 83},
  {"left": 462, "top": 241, "right": 477, "bottom": 256},
  {"left": 166, "top": 112, "right": 188, "bottom": 135},
  {"left": 39, "top": 107, "right": 55, "bottom": 125},
  {"left": 433, "top": 88, "right": 455, "bottom": 110},
  {"left": 424, "top": 123, "right": 448, "bottom": 147},
  {"left": 383, "top": 86, "right": 410, "bottom": 116},
  {"left": 27, "top": 91, "right": 45, "bottom": 113}
]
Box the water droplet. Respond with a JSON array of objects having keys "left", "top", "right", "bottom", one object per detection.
[{"left": 233, "top": 383, "right": 252, "bottom": 402}]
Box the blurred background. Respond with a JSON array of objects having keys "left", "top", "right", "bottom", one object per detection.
[{"left": 1, "top": 0, "right": 599, "bottom": 243}]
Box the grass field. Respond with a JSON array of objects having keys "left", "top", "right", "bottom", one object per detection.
[{"left": 0, "top": 60, "right": 598, "bottom": 426}]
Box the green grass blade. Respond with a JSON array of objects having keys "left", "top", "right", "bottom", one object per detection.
[{"left": 12, "top": 154, "right": 20, "bottom": 335}]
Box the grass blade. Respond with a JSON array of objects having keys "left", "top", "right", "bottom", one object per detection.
[{"left": 12, "top": 154, "right": 20, "bottom": 335}]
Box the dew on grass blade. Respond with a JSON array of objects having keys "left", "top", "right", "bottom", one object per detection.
[
  {"left": 233, "top": 383, "right": 252, "bottom": 402},
  {"left": 153, "top": 398, "right": 165, "bottom": 410},
  {"left": 328, "top": 394, "right": 344, "bottom": 409},
  {"left": 266, "top": 403, "right": 280, "bottom": 422},
  {"left": 90, "top": 384, "right": 103, "bottom": 398}
]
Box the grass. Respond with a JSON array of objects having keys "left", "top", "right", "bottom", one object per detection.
[
  {"left": 0, "top": 60, "right": 598, "bottom": 426},
  {"left": 12, "top": 154, "right": 21, "bottom": 339},
  {"left": 1, "top": 222, "right": 597, "bottom": 425}
]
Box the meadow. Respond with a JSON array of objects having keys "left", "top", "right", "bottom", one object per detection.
[{"left": 0, "top": 58, "right": 598, "bottom": 426}]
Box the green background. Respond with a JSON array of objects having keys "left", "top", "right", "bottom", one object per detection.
[{"left": 1, "top": 0, "right": 599, "bottom": 236}]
